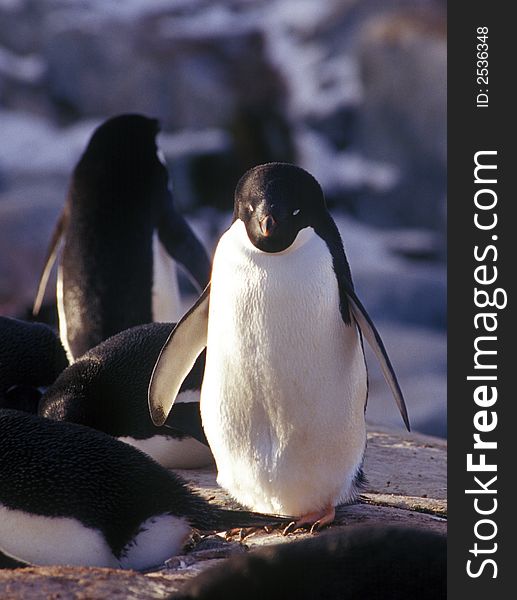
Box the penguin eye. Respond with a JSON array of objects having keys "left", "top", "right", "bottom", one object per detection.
[
  {"left": 292, "top": 209, "right": 300, "bottom": 216},
  {"left": 249, "top": 204, "right": 254, "bottom": 212}
]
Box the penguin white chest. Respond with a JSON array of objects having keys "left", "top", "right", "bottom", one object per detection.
[{"left": 201, "top": 221, "right": 367, "bottom": 516}]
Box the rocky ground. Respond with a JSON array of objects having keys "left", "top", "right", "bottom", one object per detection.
[{"left": 0, "top": 426, "right": 446, "bottom": 598}]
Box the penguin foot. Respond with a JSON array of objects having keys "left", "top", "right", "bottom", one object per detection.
[
  {"left": 283, "top": 505, "right": 336, "bottom": 535},
  {"left": 224, "top": 527, "right": 262, "bottom": 542}
]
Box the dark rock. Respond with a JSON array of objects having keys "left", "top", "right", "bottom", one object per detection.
[
  {"left": 43, "top": 16, "right": 288, "bottom": 131},
  {"left": 354, "top": 10, "right": 446, "bottom": 230},
  {"left": 0, "top": 0, "right": 47, "bottom": 55},
  {"left": 305, "top": 106, "right": 357, "bottom": 151},
  {"left": 188, "top": 105, "right": 296, "bottom": 211}
]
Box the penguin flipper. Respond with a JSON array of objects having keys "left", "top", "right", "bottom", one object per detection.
[
  {"left": 346, "top": 289, "right": 410, "bottom": 431},
  {"left": 33, "top": 206, "right": 68, "bottom": 316},
  {"left": 165, "top": 401, "right": 209, "bottom": 446},
  {"left": 149, "top": 285, "right": 210, "bottom": 426},
  {"left": 158, "top": 197, "right": 211, "bottom": 291},
  {"left": 0, "top": 548, "right": 31, "bottom": 569}
]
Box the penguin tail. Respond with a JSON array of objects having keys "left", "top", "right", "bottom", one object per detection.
[
  {"left": 0, "top": 549, "right": 31, "bottom": 569},
  {"left": 196, "top": 508, "right": 290, "bottom": 533}
]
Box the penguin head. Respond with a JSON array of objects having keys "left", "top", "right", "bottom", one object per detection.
[
  {"left": 234, "top": 163, "right": 326, "bottom": 253},
  {"left": 79, "top": 114, "right": 166, "bottom": 177},
  {"left": 86, "top": 114, "right": 159, "bottom": 152},
  {"left": 74, "top": 114, "right": 170, "bottom": 206}
]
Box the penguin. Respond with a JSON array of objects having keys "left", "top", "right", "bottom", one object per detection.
[
  {"left": 0, "top": 316, "right": 68, "bottom": 413},
  {"left": 174, "top": 525, "right": 446, "bottom": 600},
  {"left": 149, "top": 163, "right": 409, "bottom": 530},
  {"left": 0, "top": 551, "right": 28, "bottom": 569},
  {"left": 33, "top": 114, "right": 211, "bottom": 362},
  {"left": 39, "top": 322, "right": 212, "bottom": 469},
  {"left": 0, "top": 409, "right": 284, "bottom": 570}
]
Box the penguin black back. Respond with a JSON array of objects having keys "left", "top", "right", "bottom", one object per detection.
[
  {"left": 62, "top": 115, "right": 164, "bottom": 356},
  {"left": 175, "top": 525, "right": 446, "bottom": 600},
  {"left": 39, "top": 322, "right": 207, "bottom": 444},
  {"left": 0, "top": 317, "right": 68, "bottom": 412},
  {"left": 0, "top": 410, "right": 203, "bottom": 554},
  {"left": 0, "top": 410, "right": 283, "bottom": 569},
  {"left": 35, "top": 114, "right": 211, "bottom": 360}
]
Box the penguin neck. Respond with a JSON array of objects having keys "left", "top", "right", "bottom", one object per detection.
[{"left": 231, "top": 219, "right": 315, "bottom": 256}]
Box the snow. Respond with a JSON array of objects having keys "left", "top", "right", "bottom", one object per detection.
[
  {"left": 159, "top": 128, "right": 231, "bottom": 158},
  {"left": 0, "top": 47, "right": 46, "bottom": 83},
  {"left": 0, "top": 111, "right": 98, "bottom": 174},
  {"left": 0, "top": 110, "right": 231, "bottom": 175},
  {"left": 296, "top": 127, "right": 399, "bottom": 193}
]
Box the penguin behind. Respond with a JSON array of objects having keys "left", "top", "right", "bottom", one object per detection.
[
  {"left": 0, "top": 317, "right": 68, "bottom": 413},
  {"left": 0, "top": 410, "right": 284, "bottom": 570},
  {"left": 150, "top": 162, "right": 409, "bottom": 530},
  {"left": 33, "top": 113, "right": 211, "bottom": 361},
  {"left": 39, "top": 322, "right": 212, "bottom": 469},
  {"left": 174, "top": 525, "right": 446, "bottom": 600}
]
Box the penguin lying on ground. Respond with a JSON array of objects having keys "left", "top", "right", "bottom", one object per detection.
[
  {"left": 33, "top": 113, "right": 211, "bottom": 361},
  {"left": 174, "top": 525, "right": 446, "bottom": 600},
  {"left": 149, "top": 163, "right": 409, "bottom": 530},
  {"left": 40, "top": 323, "right": 212, "bottom": 469},
  {"left": 0, "top": 317, "right": 68, "bottom": 413},
  {"left": 0, "top": 409, "right": 284, "bottom": 570}
]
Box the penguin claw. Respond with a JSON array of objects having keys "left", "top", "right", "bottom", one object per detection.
[
  {"left": 309, "top": 520, "right": 323, "bottom": 535},
  {"left": 283, "top": 506, "right": 336, "bottom": 535},
  {"left": 224, "top": 527, "right": 261, "bottom": 542},
  {"left": 282, "top": 521, "right": 297, "bottom": 536}
]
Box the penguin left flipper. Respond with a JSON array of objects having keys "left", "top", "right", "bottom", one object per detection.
[
  {"left": 32, "top": 205, "right": 69, "bottom": 317},
  {"left": 158, "top": 195, "right": 211, "bottom": 292},
  {"left": 345, "top": 288, "right": 410, "bottom": 431},
  {"left": 315, "top": 214, "right": 409, "bottom": 431},
  {"left": 149, "top": 285, "right": 210, "bottom": 426}
]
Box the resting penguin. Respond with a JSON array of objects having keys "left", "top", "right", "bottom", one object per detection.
[
  {"left": 175, "top": 525, "right": 446, "bottom": 600},
  {"left": 149, "top": 163, "right": 409, "bottom": 530},
  {"left": 0, "top": 316, "right": 68, "bottom": 413},
  {"left": 0, "top": 409, "right": 284, "bottom": 570},
  {"left": 39, "top": 322, "right": 213, "bottom": 469},
  {"left": 33, "top": 114, "right": 211, "bottom": 361}
]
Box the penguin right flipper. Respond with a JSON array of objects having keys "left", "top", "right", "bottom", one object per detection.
[
  {"left": 158, "top": 196, "right": 211, "bottom": 291},
  {"left": 149, "top": 285, "right": 210, "bottom": 426},
  {"left": 346, "top": 289, "right": 410, "bottom": 431},
  {"left": 33, "top": 205, "right": 69, "bottom": 316}
]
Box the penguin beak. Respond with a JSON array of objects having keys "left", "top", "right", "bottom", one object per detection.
[{"left": 259, "top": 215, "right": 277, "bottom": 237}]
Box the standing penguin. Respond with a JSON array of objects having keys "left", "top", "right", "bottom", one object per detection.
[
  {"left": 0, "top": 317, "right": 68, "bottom": 413},
  {"left": 33, "top": 114, "right": 211, "bottom": 361},
  {"left": 0, "top": 410, "right": 283, "bottom": 570},
  {"left": 149, "top": 163, "right": 409, "bottom": 530},
  {"left": 39, "top": 322, "right": 212, "bottom": 469}
]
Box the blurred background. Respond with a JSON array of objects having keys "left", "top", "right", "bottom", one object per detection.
[{"left": 0, "top": 0, "right": 446, "bottom": 436}]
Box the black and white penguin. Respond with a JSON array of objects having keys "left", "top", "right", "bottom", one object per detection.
[
  {"left": 0, "top": 409, "right": 283, "bottom": 570},
  {"left": 39, "top": 322, "right": 212, "bottom": 469},
  {"left": 149, "top": 163, "right": 409, "bottom": 530},
  {"left": 0, "top": 316, "right": 68, "bottom": 413},
  {"left": 175, "top": 525, "right": 446, "bottom": 600},
  {"left": 33, "top": 114, "right": 211, "bottom": 361}
]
